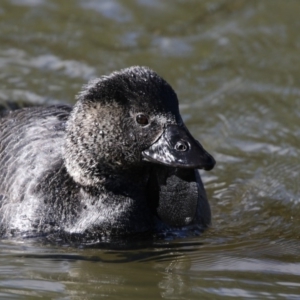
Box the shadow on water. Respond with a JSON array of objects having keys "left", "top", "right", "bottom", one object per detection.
[{"left": 0, "top": 235, "right": 205, "bottom": 264}]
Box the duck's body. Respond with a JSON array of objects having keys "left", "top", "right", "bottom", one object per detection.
[{"left": 0, "top": 66, "right": 215, "bottom": 243}]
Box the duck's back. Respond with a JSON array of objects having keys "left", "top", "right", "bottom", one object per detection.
[{"left": 0, "top": 105, "right": 72, "bottom": 236}]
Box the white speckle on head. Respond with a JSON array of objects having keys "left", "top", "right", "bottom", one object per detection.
[{"left": 155, "top": 114, "right": 168, "bottom": 124}]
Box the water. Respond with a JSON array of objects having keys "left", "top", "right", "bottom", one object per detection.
[{"left": 1, "top": 0, "right": 300, "bottom": 298}]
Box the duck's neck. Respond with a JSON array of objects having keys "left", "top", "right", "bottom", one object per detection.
[
  {"left": 82, "top": 167, "right": 150, "bottom": 197},
  {"left": 75, "top": 167, "right": 154, "bottom": 236}
]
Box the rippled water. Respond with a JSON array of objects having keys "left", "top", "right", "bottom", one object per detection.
[{"left": 1, "top": 0, "right": 300, "bottom": 299}]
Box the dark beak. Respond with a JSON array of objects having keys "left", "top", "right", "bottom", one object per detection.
[{"left": 142, "top": 124, "right": 215, "bottom": 170}]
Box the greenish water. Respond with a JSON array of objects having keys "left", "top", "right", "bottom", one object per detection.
[{"left": 1, "top": 0, "right": 300, "bottom": 299}]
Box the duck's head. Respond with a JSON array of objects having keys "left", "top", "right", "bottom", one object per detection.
[{"left": 64, "top": 66, "right": 215, "bottom": 186}]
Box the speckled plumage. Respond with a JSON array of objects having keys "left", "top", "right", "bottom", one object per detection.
[{"left": 0, "top": 66, "right": 215, "bottom": 244}]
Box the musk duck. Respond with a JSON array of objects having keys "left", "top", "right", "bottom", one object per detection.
[{"left": 0, "top": 66, "right": 215, "bottom": 243}]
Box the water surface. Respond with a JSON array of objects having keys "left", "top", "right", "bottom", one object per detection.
[{"left": 0, "top": 0, "right": 300, "bottom": 299}]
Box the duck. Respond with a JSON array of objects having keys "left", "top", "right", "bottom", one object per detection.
[{"left": 0, "top": 66, "right": 215, "bottom": 244}]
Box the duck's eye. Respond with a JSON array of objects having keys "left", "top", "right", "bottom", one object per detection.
[{"left": 136, "top": 114, "right": 149, "bottom": 126}]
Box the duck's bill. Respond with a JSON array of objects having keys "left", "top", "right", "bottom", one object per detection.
[{"left": 142, "top": 124, "right": 215, "bottom": 170}]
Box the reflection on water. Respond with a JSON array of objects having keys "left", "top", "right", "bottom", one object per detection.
[
  {"left": 1, "top": 239, "right": 300, "bottom": 299},
  {"left": 1, "top": 0, "right": 300, "bottom": 299}
]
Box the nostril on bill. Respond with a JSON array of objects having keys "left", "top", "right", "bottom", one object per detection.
[{"left": 174, "top": 140, "right": 189, "bottom": 152}]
